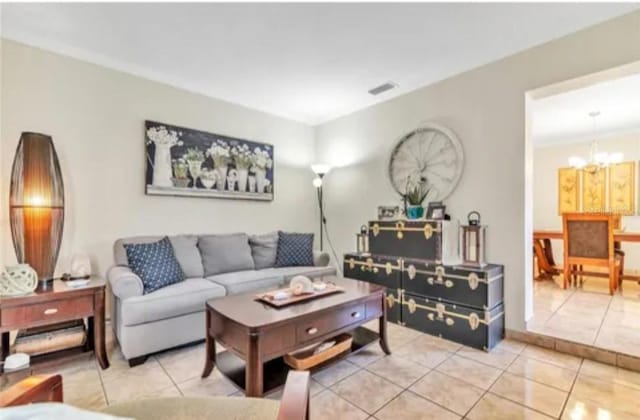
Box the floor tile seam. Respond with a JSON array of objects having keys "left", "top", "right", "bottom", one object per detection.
[
  {"left": 325, "top": 363, "right": 364, "bottom": 388},
  {"left": 451, "top": 351, "right": 514, "bottom": 371},
  {"left": 518, "top": 348, "right": 582, "bottom": 372},
  {"left": 558, "top": 357, "right": 584, "bottom": 419},
  {"left": 592, "top": 292, "right": 615, "bottom": 346},
  {"left": 460, "top": 359, "right": 511, "bottom": 418},
  {"left": 155, "top": 355, "right": 184, "bottom": 396},
  {"left": 404, "top": 387, "right": 467, "bottom": 418},
  {"left": 482, "top": 390, "right": 562, "bottom": 419},
  {"left": 325, "top": 383, "right": 394, "bottom": 416},
  {"left": 499, "top": 369, "right": 575, "bottom": 394},
  {"left": 362, "top": 361, "right": 433, "bottom": 390},
  {"left": 92, "top": 357, "right": 110, "bottom": 405}
]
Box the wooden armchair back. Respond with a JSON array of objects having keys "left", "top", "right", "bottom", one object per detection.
[{"left": 562, "top": 212, "right": 616, "bottom": 268}]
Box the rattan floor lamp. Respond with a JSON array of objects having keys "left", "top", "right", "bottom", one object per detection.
[{"left": 9, "top": 132, "right": 65, "bottom": 285}]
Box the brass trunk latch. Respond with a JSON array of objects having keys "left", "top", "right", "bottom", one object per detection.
[
  {"left": 386, "top": 294, "right": 395, "bottom": 308},
  {"left": 407, "top": 298, "right": 417, "bottom": 314},
  {"left": 469, "top": 313, "right": 480, "bottom": 330},
  {"left": 385, "top": 262, "right": 393, "bottom": 275},
  {"left": 423, "top": 224, "right": 433, "bottom": 239},
  {"left": 468, "top": 272, "right": 479, "bottom": 290},
  {"left": 395, "top": 221, "right": 405, "bottom": 239},
  {"left": 407, "top": 264, "right": 417, "bottom": 280}
]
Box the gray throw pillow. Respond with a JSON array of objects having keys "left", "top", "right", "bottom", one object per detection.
[
  {"left": 249, "top": 232, "right": 279, "bottom": 269},
  {"left": 199, "top": 233, "right": 255, "bottom": 276},
  {"left": 169, "top": 235, "right": 204, "bottom": 278}
]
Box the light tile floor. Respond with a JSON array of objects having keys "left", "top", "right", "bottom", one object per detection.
[
  {"left": 4, "top": 319, "right": 640, "bottom": 419},
  {"left": 530, "top": 276, "right": 640, "bottom": 358}
]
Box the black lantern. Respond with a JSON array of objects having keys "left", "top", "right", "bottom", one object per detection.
[{"left": 460, "top": 211, "right": 486, "bottom": 267}]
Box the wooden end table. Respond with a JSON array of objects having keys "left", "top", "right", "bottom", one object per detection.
[
  {"left": 202, "top": 276, "right": 390, "bottom": 397},
  {"left": 0, "top": 278, "right": 110, "bottom": 372}
]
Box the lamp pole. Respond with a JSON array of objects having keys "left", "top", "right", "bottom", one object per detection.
[
  {"left": 311, "top": 164, "right": 331, "bottom": 251},
  {"left": 316, "top": 175, "right": 325, "bottom": 251}
]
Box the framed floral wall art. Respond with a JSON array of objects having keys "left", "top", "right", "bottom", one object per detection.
[
  {"left": 581, "top": 167, "right": 606, "bottom": 213},
  {"left": 557, "top": 167, "right": 579, "bottom": 215},
  {"left": 608, "top": 161, "right": 635, "bottom": 215},
  {"left": 145, "top": 121, "right": 274, "bottom": 201}
]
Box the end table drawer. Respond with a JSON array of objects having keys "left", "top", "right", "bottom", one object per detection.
[
  {"left": 1, "top": 296, "right": 94, "bottom": 328},
  {"left": 296, "top": 303, "right": 365, "bottom": 344}
]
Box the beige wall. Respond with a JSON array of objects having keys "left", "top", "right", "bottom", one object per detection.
[
  {"left": 315, "top": 12, "right": 640, "bottom": 331},
  {"left": 534, "top": 133, "right": 640, "bottom": 267},
  {"left": 1, "top": 40, "right": 318, "bottom": 276}
]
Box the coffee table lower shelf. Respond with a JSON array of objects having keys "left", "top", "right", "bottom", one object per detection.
[{"left": 215, "top": 326, "right": 378, "bottom": 396}]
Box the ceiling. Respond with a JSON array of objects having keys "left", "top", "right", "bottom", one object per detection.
[
  {"left": 2, "top": 3, "right": 638, "bottom": 125},
  {"left": 532, "top": 72, "right": 640, "bottom": 147}
]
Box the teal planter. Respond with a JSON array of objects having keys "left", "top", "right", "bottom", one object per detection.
[{"left": 406, "top": 205, "right": 424, "bottom": 219}]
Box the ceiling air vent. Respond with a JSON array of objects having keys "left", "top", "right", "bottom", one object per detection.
[{"left": 368, "top": 82, "right": 398, "bottom": 96}]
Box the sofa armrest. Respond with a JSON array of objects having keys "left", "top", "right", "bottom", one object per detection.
[
  {"left": 107, "top": 266, "right": 143, "bottom": 300},
  {"left": 313, "top": 250, "right": 330, "bottom": 267}
]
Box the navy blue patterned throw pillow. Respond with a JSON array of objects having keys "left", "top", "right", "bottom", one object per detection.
[
  {"left": 124, "top": 237, "right": 185, "bottom": 294},
  {"left": 275, "top": 232, "right": 314, "bottom": 267}
]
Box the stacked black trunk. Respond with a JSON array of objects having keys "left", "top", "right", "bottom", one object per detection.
[{"left": 343, "top": 220, "right": 504, "bottom": 351}]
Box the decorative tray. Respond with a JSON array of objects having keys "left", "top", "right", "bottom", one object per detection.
[{"left": 256, "top": 282, "right": 345, "bottom": 308}]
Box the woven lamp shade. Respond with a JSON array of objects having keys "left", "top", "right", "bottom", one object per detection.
[{"left": 9, "top": 132, "right": 65, "bottom": 282}]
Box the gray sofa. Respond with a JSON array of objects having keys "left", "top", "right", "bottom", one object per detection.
[{"left": 106, "top": 233, "right": 335, "bottom": 366}]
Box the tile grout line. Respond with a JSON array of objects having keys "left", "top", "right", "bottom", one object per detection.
[
  {"left": 93, "top": 356, "right": 110, "bottom": 406},
  {"left": 557, "top": 357, "right": 584, "bottom": 419},
  {"left": 460, "top": 343, "right": 523, "bottom": 419},
  {"left": 592, "top": 291, "right": 615, "bottom": 348},
  {"left": 155, "top": 356, "right": 184, "bottom": 396}
]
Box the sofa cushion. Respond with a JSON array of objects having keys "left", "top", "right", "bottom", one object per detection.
[
  {"left": 199, "top": 233, "right": 255, "bottom": 276},
  {"left": 168, "top": 235, "right": 204, "bottom": 278},
  {"left": 124, "top": 237, "right": 185, "bottom": 294},
  {"left": 249, "top": 232, "right": 279, "bottom": 269},
  {"left": 120, "top": 278, "right": 226, "bottom": 326},
  {"left": 260, "top": 266, "right": 336, "bottom": 282},
  {"left": 275, "top": 232, "right": 314, "bottom": 267},
  {"left": 207, "top": 270, "right": 284, "bottom": 295},
  {"left": 114, "top": 235, "right": 203, "bottom": 278}
]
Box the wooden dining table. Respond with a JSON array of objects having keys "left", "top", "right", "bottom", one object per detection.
[{"left": 533, "top": 229, "right": 640, "bottom": 281}]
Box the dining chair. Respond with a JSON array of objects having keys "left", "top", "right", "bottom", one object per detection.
[{"left": 562, "top": 212, "right": 622, "bottom": 295}]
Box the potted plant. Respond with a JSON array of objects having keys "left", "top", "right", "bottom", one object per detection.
[
  {"left": 171, "top": 158, "right": 190, "bottom": 188},
  {"left": 207, "top": 140, "right": 231, "bottom": 190},
  {"left": 231, "top": 143, "right": 252, "bottom": 192},
  {"left": 250, "top": 146, "right": 273, "bottom": 193},
  {"left": 183, "top": 148, "right": 205, "bottom": 189},
  {"left": 146, "top": 125, "right": 183, "bottom": 188},
  {"left": 404, "top": 178, "right": 430, "bottom": 219},
  {"left": 200, "top": 168, "right": 218, "bottom": 189}
]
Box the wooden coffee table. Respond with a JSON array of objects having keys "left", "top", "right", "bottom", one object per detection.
[{"left": 202, "top": 276, "right": 390, "bottom": 397}]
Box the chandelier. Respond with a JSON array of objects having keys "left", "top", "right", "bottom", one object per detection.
[{"left": 568, "top": 111, "right": 623, "bottom": 170}]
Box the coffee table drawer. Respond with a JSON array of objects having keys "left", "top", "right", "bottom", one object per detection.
[
  {"left": 1, "top": 296, "right": 94, "bottom": 328},
  {"left": 296, "top": 303, "right": 365, "bottom": 344}
]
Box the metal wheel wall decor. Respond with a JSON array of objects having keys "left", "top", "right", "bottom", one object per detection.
[{"left": 388, "top": 123, "right": 464, "bottom": 201}]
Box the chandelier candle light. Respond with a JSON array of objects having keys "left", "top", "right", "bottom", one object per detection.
[
  {"left": 9, "top": 132, "right": 65, "bottom": 285},
  {"left": 568, "top": 111, "right": 623, "bottom": 170}
]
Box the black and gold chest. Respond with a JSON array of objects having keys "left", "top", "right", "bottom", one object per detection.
[
  {"left": 344, "top": 219, "right": 504, "bottom": 351},
  {"left": 367, "top": 220, "right": 458, "bottom": 264}
]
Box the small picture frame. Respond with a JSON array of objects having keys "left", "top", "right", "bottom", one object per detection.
[
  {"left": 378, "top": 205, "right": 400, "bottom": 220},
  {"left": 426, "top": 202, "right": 446, "bottom": 220}
]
